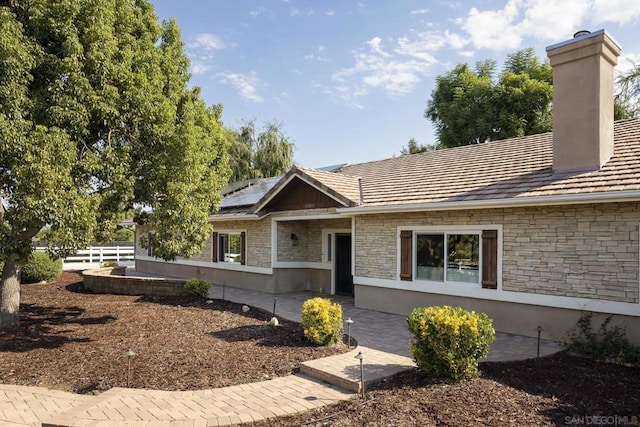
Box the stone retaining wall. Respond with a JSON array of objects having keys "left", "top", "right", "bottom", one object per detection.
[{"left": 82, "top": 267, "right": 189, "bottom": 297}]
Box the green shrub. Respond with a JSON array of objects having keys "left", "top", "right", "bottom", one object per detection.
[
  {"left": 102, "top": 261, "right": 118, "bottom": 268},
  {"left": 301, "top": 297, "right": 343, "bottom": 346},
  {"left": 567, "top": 313, "right": 640, "bottom": 366},
  {"left": 184, "top": 278, "right": 210, "bottom": 299},
  {"left": 20, "top": 252, "right": 63, "bottom": 284},
  {"left": 407, "top": 305, "right": 495, "bottom": 380}
]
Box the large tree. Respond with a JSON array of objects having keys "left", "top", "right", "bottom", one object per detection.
[
  {"left": 425, "top": 48, "right": 553, "bottom": 148},
  {"left": 0, "top": 0, "right": 230, "bottom": 329},
  {"left": 227, "top": 120, "right": 294, "bottom": 182}
]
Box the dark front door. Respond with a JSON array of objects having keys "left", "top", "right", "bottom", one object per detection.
[{"left": 335, "top": 234, "right": 353, "bottom": 295}]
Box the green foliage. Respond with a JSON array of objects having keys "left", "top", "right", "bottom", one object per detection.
[
  {"left": 19, "top": 252, "right": 62, "bottom": 284},
  {"left": 301, "top": 297, "right": 343, "bottom": 346},
  {"left": 184, "top": 278, "right": 210, "bottom": 299},
  {"left": 425, "top": 48, "right": 553, "bottom": 148},
  {"left": 566, "top": 313, "right": 640, "bottom": 366},
  {"left": 407, "top": 306, "right": 495, "bottom": 380},
  {"left": 400, "top": 138, "right": 431, "bottom": 155},
  {"left": 615, "top": 61, "right": 640, "bottom": 119},
  {"left": 0, "top": 0, "right": 229, "bottom": 268},
  {"left": 102, "top": 261, "right": 118, "bottom": 268},
  {"left": 227, "top": 120, "right": 295, "bottom": 182}
]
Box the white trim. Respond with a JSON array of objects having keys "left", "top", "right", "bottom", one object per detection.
[
  {"left": 214, "top": 229, "right": 247, "bottom": 264},
  {"left": 209, "top": 214, "right": 260, "bottom": 221},
  {"left": 353, "top": 276, "right": 640, "bottom": 317},
  {"left": 397, "top": 224, "right": 503, "bottom": 289},
  {"left": 273, "top": 261, "right": 330, "bottom": 270},
  {"left": 271, "top": 219, "right": 277, "bottom": 268},
  {"left": 322, "top": 228, "right": 351, "bottom": 294},
  {"left": 337, "top": 190, "right": 640, "bottom": 215},
  {"left": 136, "top": 255, "right": 272, "bottom": 275},
  {"left": 272, "top": 213, "right": 345, "bottom": 221}
]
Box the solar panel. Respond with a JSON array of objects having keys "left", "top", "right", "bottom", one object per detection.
[{"left": 220, "top": 176, "right": 281, "bottom": 208}]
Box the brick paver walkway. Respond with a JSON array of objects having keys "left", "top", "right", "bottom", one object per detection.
[{"left": 1, "top": 275, "right": 565, "bottom": 426}]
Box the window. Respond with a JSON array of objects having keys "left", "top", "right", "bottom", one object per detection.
[
  {"left": 400, "top": 228, "right": 498, "bottom": 288},
  {"left": 212, "top": 231, "right": 246, "bottom": 265}
]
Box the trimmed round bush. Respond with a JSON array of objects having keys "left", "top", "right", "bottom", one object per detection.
[
  {"left": 20, "top": 252, "right": 63, "bottom": 284},
  {"left": 407, "top": 305, "right": 495, "bottom": 380},
  {"left": 184, "top": 278, "right": 210, "bottom": 299},
  {"left": 301, "top": 297, "right": 343, "bottom": 346}
]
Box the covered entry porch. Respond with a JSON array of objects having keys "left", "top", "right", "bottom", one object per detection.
[{"left": 272, "top": 215, "right": 353, "bottom": 295}]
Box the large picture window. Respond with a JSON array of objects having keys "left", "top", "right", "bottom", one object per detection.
[
  {"left": 401, "top": 228, "right": 498, "bottom": 289},
  {"left": 416, "top": 233, "right": 479, "bottom": 284},
  {"left": 212, "top": 231, "right": 246, "bottom": 265}
]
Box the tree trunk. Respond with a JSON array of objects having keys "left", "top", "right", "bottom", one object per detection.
[{"left": 0, "top": 260, "right": 20, "bottom": 330}]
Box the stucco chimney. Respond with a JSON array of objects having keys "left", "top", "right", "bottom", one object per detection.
[{"left": 546, "top": 29, "right": 621, "bottom": 173}]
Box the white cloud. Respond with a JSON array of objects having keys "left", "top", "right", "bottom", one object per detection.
[
  {"left": 461, "top": 0, "right": 523, "bottom": 50},
  {"left": 290, "top": 7, "right": 300, "bottom": 16},
  {"left": 249, "top": 7, "right": 265, "bottom": 18},
  {"left": 457, "top": 0, "right": 638, "bottom": 52},
  {"left": 304, "top": 45, "right": 331, "bottom": 62},
  {"left": 326, "top": 9, "right": 336, "bottom": 16},
  {"left": 411, "top": 9, "right": 429, "bottom": 15},
  {"left": 218, "top": 72, "right": 264, "bottom": 103},
  {"left": 191, "top": 64, "right": 210, "bottom": 75},
  {"left": 189, "top": 33, "right": 225, "bottom": 50},
  {"left": 366, "top": 37, "right": 391, "bottom": 57},
  {"left": 592, "top": 0, "right": 640, "bottom": 24}
]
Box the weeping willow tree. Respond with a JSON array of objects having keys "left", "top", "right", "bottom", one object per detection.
[{"left": 227, "top": 120, "right": 295, "bottom": 182}]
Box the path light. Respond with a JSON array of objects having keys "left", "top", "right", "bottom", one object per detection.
[
  {"left": 272, "top": 296, "right": 278, "bottom": 318},
  {"left": 536, "top": 325, "right": 544, "bottom": 358},
  {"left": 344, "top": 317, "right": 354, "bottom": 349},
  {"left": 354, "top": 351, "right": 365, "bottom": 399},
  {"left": 242, "top": 305, "right": 250, "bottom": 313},
  {"left": 125, "top": 348, "right": 137, "bottom": 387}
]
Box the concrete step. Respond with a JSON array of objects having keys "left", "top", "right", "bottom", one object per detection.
[{"left": 299, "top": 346, "right": 416, "bottom": 393}]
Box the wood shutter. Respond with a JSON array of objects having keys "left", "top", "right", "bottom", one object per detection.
[
  {"left": 400, "top": 230, "right": 413, "bottom": 281},
  {"left": 481, "top": 229, "right": 498, "bottom": 289},
  {"left": 240, "top": 232, "right": 246, "bottom": 265},
  {"left": 212, "top": 232, "right": 218, "bottom": 263}
]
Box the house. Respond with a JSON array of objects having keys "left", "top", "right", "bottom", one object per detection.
[{"left": 135, "top": 30, "right": 640, "bottom": 343}]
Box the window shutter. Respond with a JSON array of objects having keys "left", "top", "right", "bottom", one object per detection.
[
  {"left": 147, "top": 233, "right": 154, "bottom": 257},
  {"left": 212, "top": 232, "right": 218, "bottom": 263},
  {"left": 400, "top": 230, "right": 413, "bottom": 281},
  {"left": 240, "top": 232, "right": 246, "bottom": 265},
  {"left": 481, "top": 229, "right": 498, "bottom": 289}
]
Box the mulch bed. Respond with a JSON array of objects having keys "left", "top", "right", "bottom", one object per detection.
[
  {"left": 1, "top": 272, "right": 639, "bottom": 426},
  {"left": 255, "top": 353, "right": 640, "bottom": 426},
  {"left": 0, "top": 271, "right": 346, "bottom": 394}
]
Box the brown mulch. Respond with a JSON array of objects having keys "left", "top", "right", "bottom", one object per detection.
[
  {"left": 254, "top": 353, "right": 640, "bottom": 426},
  {"left": 1, "top": 272, "right": 639, "bottom": 426},
  {"left": 0, "top": 271, "right": 346, "bottom": 394}
]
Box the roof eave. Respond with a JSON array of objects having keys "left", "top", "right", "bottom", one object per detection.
[
  {"left": 335, "top": 190, "right": 640, "bottom": 215},
  {"left": 208, "top": 213, "right": 260, "bottom": 221}
]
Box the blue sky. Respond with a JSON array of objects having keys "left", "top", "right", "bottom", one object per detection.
[{"left": 150, "top": 0, "right": 640, "bottom": 169}]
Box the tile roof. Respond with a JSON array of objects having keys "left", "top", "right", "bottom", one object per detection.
[
  {"left": 336, "top": 118, "right": 640, "bottom": 207},
  {"left": 294, "top": 165, "right": 361, "bottom": 205},
  {"left": 247, "top": 165, "right": 361, "bottom": 214}
]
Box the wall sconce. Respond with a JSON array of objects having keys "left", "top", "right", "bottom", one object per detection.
[{"left": 290, "top": 233, "right": 299, "bottom": 246}]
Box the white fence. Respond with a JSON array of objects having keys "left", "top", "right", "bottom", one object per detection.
[{"left": 35, "top": 246, "right": 135, "bottom": 270}]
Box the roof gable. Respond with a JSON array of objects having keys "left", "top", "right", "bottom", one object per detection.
[{"left": 248, "top": 166, "right": 361, "bottom": 215}]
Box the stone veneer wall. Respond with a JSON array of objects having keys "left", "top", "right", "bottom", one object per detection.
[
  {"left": 135, "top": 220, "right": 272, "bottom": 268},
  {"left": 355, "top": 202, "right": 639, "bottom": 303},
  {"left": 83, "top": 267, "right": 188, "bottom": 296},
  {"left": 277, "top": 216, "right": 351, "bottom": 263}
]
